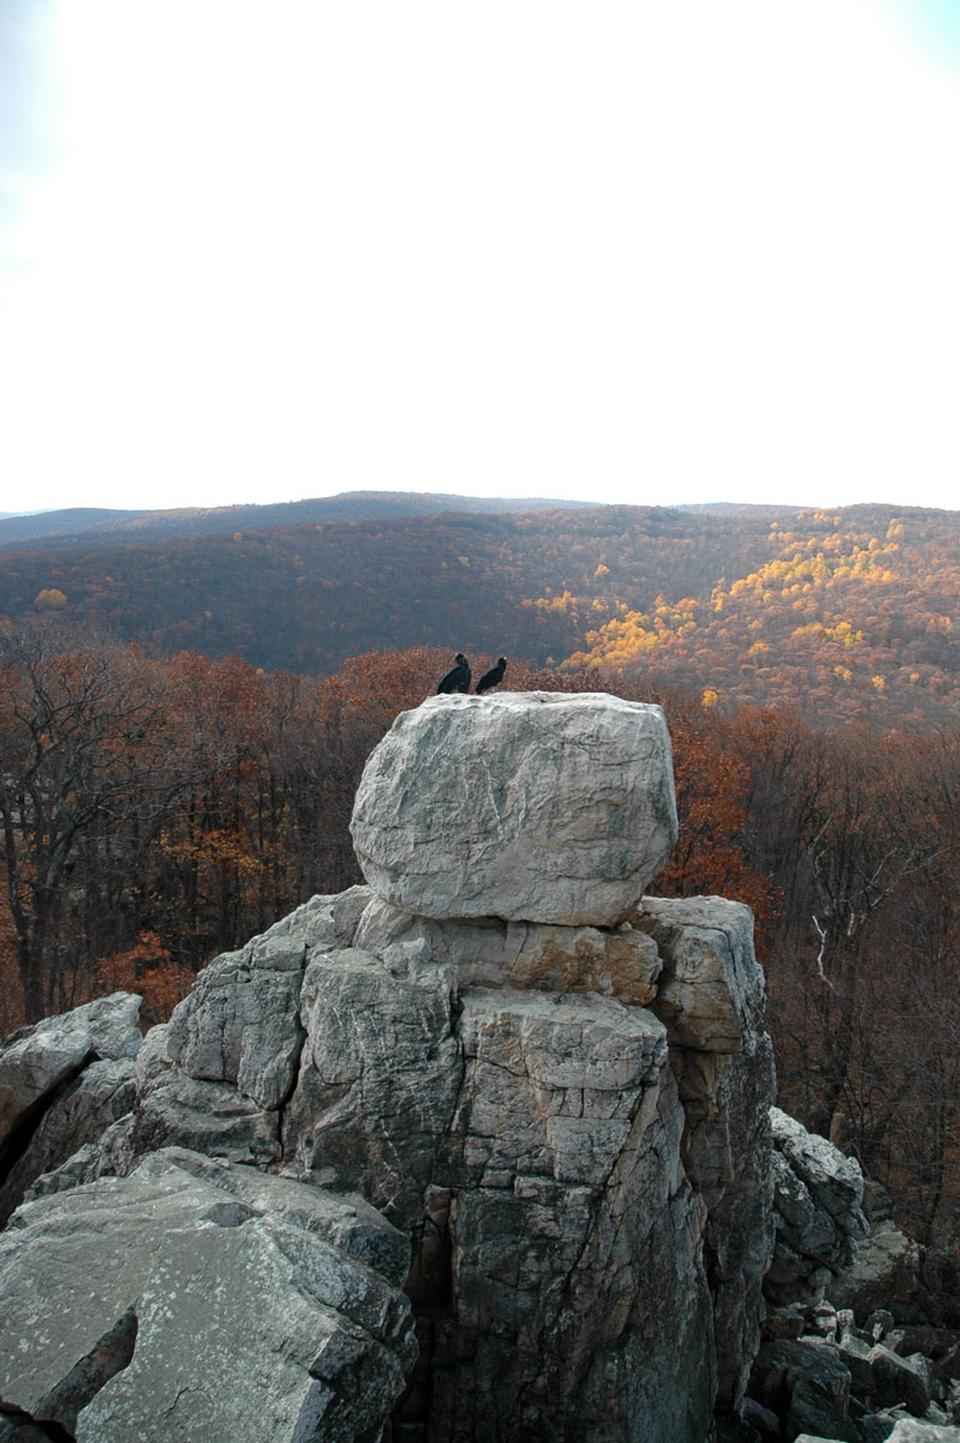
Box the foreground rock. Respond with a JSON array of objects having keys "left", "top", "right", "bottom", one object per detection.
[
  {"left": 350, "top": 692, "right": 678, "bottom": 925},
  {"left": 0, "top": 1148, "right": 414, "bottom": 1442},
  {"left": 2, "top": 886, "right": 775, "bottom": 1441}
]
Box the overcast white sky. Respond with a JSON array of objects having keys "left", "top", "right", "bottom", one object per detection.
[{"left": 1, "top": 0, "right": 959, "bottom": 514}]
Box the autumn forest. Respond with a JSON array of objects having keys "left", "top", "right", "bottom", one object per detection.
[{"left": 1, "top": 496, "right": 958, "bottom": 1252}]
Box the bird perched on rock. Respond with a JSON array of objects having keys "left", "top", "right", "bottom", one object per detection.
[
  {"left": 476, "top": 657, "right": 507, "bottom": 694},
  {"left": 437, "top": 652, "right": 471, "bottom": 694}
]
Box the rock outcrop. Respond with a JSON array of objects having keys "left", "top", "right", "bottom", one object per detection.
[{"left": 1, "top": 692, "right": 780, "bottom": 1442}]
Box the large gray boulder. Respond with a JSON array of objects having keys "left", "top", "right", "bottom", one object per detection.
[
  {"left": 0, "top": 1148, "right": 415, "bottom": 1442},
  {"left": 831, "top": 1217, "right": 923, "bottom": 1319},
  {"left": 349, "top": 691, "right": 678, "bottom": 925},
  {"left": 166, "top": 886, "right": 371, "bottom": 1110}
]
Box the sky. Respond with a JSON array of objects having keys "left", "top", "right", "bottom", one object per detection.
[{"left": 1, "top": 1, "right": 959, "bottom": 516}]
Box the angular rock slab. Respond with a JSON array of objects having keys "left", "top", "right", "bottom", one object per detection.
[
  {"left": 636, "top": 895, "right": 766, "bottom": 1053},
  {"left": 766, "top": 1108, "right": 868, "bottom": 1306},
  {"left": 0, "top": 993, "right": 141, "bottom": 1152},
  {"left": 166, "top": 886, "right": 371, "bottom": 1109},
  {"left": 672, "top": 1038, "right": 777, "bottom": 1410},
  {"left": 0, "top": 1058, "right": 135, "bottom": 1226},
  {"left": 349, "top": 691, "right": 678, "bottom": 925},
  {"left": 0, "top": 1149, "right": 415, "bottom": 1443}
]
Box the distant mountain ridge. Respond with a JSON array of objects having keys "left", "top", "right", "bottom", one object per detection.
[{"left": 0, "top": 492, "right": 591, "bottom": 548}]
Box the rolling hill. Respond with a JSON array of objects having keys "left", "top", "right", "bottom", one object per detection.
[
  {"left": 0, "top": 492, "right": 590, "bottom": 548},
  {"left": 0, "top": 496, "right": 957, "bottom": 727}
]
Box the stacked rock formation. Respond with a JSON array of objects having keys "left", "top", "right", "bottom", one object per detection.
[{"left": 0, "top": 691, "right": 778, "bottom": 1443}]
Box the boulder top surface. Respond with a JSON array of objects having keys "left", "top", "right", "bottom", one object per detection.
[{"left": 350, "top": 689, "right": 678, "bottom": 926}]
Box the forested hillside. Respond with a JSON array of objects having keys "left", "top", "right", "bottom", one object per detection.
[{"left": 0, "top": 500, "right": 957, "bottom": 725}]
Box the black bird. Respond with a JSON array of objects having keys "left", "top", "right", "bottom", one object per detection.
[
  {"left": 476, "top": 656, "right": 507, "bottom": 694},
  {"left": 437, "top": 652, "right": 471, "bottom": 694}
]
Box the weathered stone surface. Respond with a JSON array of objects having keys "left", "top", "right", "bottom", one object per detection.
[
  {"left": 166, "top": 888, "right": 370, "bottom": 1109},
  {"left": 766, "top": 1107, "right": 867, "bottom": 1305},
  {"left": 131, "top": 1067, "right": 281, "bottom": 1166},
  {"left": 0, "top": 1149, "right": 415, "bottom": 1442},
  {"left": 752, "top": 1337, "right": 858, "bottom": 1442},
  {"left": 284, "top": 941, "right": 717, "bottom": 1441},
  {"left": 636, "top": 895, "right": 766, "bottom": 1053},
  {"left": 0, "top": 993, "right": 141, "bottom": 1154},
  {"left": 136, "top": 1146, "right": 411, "bottom": 1287},
  {"left": 25, "top": 1112, "right": 136, "bottom": 1202},
  {"left": 672, "top": 1038, "right": 777, "bottom": 1409},
  {"left": 0, "top": 1058, "right": 134, "bottom": 1225},
  {"left": 350, "top": 691, "right": 678, "bottom": 925},
  {"left": 354, "top": 893, "right": 663, "bottom": 1002},
  {"left": 283, "top": 945, "right": 462, "bottom": 1220}
]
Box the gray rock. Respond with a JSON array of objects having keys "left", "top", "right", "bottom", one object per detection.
[
  {"left": 869, "top": 1344, "right": 932, "bottom": 1417},
  {"left": 0, "top": 1149, "right": 415, "bottom": 1442},
  {"left": 0, "top": 993, "right": 141, "bottom": 1153},
  {"left": 0, "top": 1058, "right": 135, "bottom": 1224},
  {"left": 349, "top": 691, "right": 678, "bottom": 925},
  {"left": 886, "top": 1422, "right": 960, "bottom": 1440},
  {"left": 636, "top": 895, "right": 766, "bottom": 1053},
  {"left": 672, "top": 1038, "right": 777, "bottom": 1409},
  {"left": 165, "top": 890, "right": 368, "bottom": 1110},
  {"left": 131, "top": 1066, "right": 281, "bottom": 1166},
  {"left": 753, "top": 1337, "right": 858, "bottom": 1442},
  {"left": 24, "top": 1112, "right": 136, "bottom": 1201},
  {"left": 771, "top": 1108, "right": 866, "bottom": 1231},
  {"left": 354, "top": 895, "right": 663, "bottom": 1003},
  {"left": 135, "top": 1146, "right": 410, "bottom": 1287},
  {"left": 283, "top": 941, "right": 717, "bottom": 1441},
  {"left": 766, "top": 1108, "right": 867, "bottom": 1305},
  {"left": 166, "top": 950, "right": 305, "bottom": 1109},
  {"left": 838, "top": 1327, "right": 878, "bottom": 1395}
]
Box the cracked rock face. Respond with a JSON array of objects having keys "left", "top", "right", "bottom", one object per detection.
[
  {"left": 0, "top": 1149, "right": 414, "bottom": 1442},
  {"left": 765, "top": 1106, "right": 868, "bottom": 1306},
  {"left": 0, "top": 993, "right": 141, "bottom": 1152},
  {"left": 354, "top": 894, "right": 663, "bottom": 1003},
  {"left": 349, "top": 691, "right": 678, "bottom": 925},
  {"left": 283, "top": 941, "right": 718, "bottom": 1441}
]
